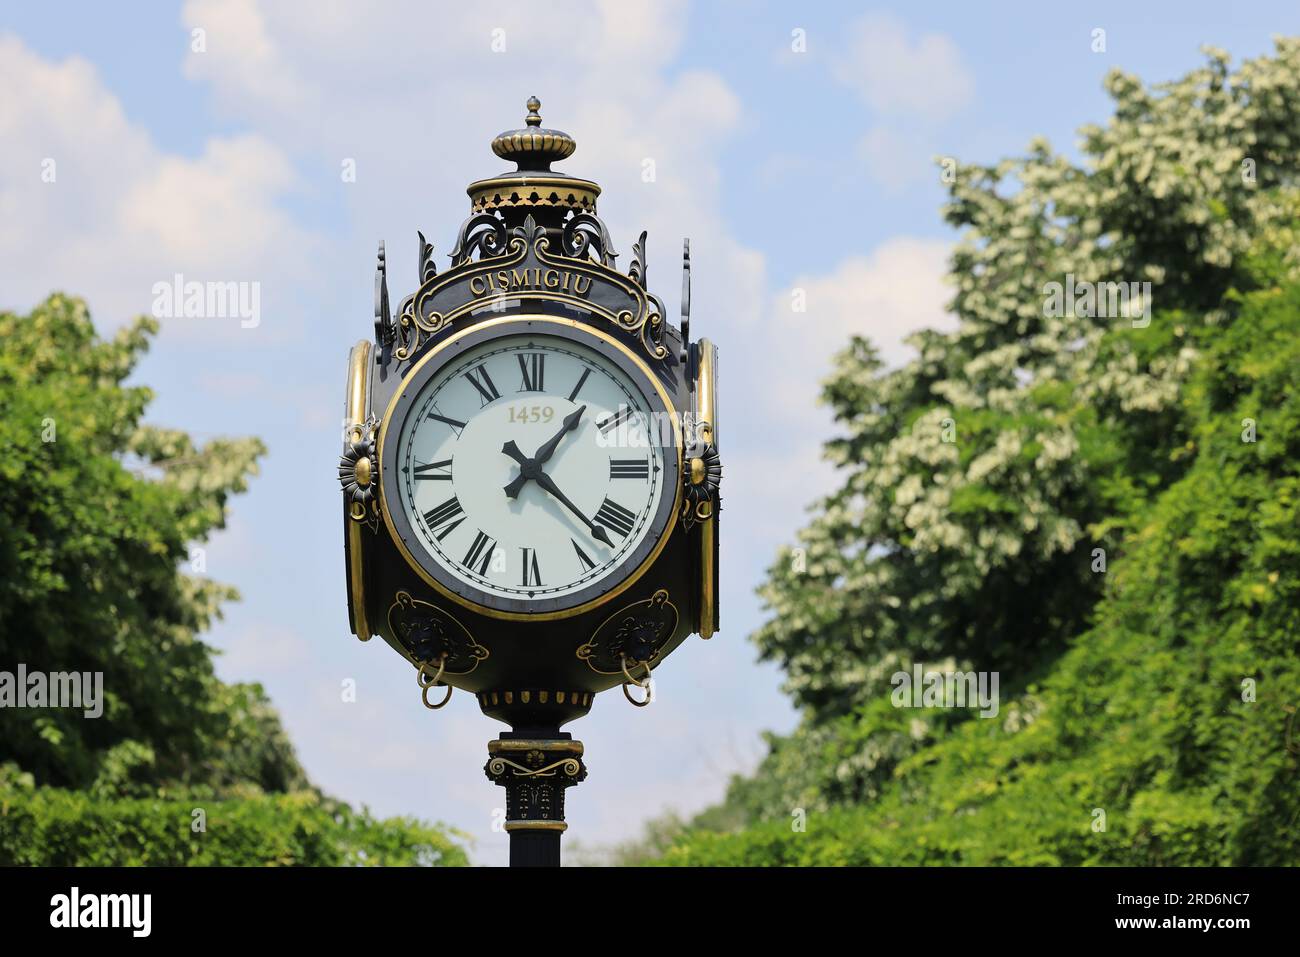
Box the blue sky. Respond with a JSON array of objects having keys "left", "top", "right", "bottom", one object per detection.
[{"left": 4, "top": 1, "right": 1297, "bottom": 865}]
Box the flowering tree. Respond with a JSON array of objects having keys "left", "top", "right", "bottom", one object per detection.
[{"left": 674, "top": 39, "right": 1300, "bottom": 858}]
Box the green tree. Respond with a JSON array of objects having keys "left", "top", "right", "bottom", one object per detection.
[
  {"left": 664, "top": 270, "right": 1300, "bottom": 865},
  {"left": 664, "top": 38, "right": 1300, "bottom": 858},
  {"left": 0, "top": 294, "right": 465, "bottom": 865}
]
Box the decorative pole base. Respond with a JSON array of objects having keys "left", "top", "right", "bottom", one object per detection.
[{"left": 485, "top": 733, "right": 587, "bottom": 867}]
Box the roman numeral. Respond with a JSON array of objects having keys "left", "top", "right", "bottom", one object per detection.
[
  {"left": 596, "top": 405, "right": 636, "bottom": 434},
  {"left": 413, "top": 459, "right": 453, "bottom": 481},
  {"left": 610, "top": 458, "right": 649, "bottom": 480},
  {"left": 520, "top": 547, "right": 542, "bottom": 587},
  {"left": 517, "top": 353, "right": 545, "bottom": 392},
  {"left": 594, "top": 497, "right": 637, "bottom": 538},
  {"left": 462, "top": 530, "right": 496, "bottom": 575},
  {"left": 422, "top": 497, "right": 465, "bottom": 541},
  {"left": 427, "top": 408, "right": 466, "bottom": 437},
  {"left": 572, "top": 538, "right": 597, "bottom": 572},
  {"left": 568, "top": 367, "right": 592, "bottom": 402},
  {"left": 464, "top": 364, "right": 501, "bottom": 406}
]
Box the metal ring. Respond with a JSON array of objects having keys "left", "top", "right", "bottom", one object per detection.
[
  {"left": 418, "top": 656, "right": 452, "bottom": 710},
  {"left": 620, "top": 654, "right": 652, "bottom": 707},
  {"left": 622, "top": 680, "right": 651, "bottom": 707},
  {"left": 422, "top": 682, "right": 453, "bottom": 709},
  {"left": 417, "top": 655, "right": 447, "bottom": 686}
]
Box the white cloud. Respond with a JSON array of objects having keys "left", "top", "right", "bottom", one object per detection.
[
  {"left": 783, "top": 237, "right": 954, "bottom": 370},
  {"left": 0, "top": 33, "right": 314, "bottom": 330},
  {"left": 178, "top": 0, "right": 759, "bottom": 318},
  {"left": 723, "top": 238, "right": 955, "bottom": 545},
  {"left": 832, "top": 13, "right": 973, "bottom": 120}
]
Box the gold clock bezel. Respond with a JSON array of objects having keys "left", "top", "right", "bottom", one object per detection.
[{"left": 376, "top": 314, "right": 683, "bottom": 623}]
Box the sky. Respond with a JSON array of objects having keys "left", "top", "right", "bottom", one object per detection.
[{"left": 3, "top": 1, "right": 1298, "bottom": 865}]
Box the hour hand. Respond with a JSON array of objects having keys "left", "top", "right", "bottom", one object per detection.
[
  {"left": 501, "top": 439, "right": 529, "bottom": 467},
  {"left": 502, "top": 440, "right": 532, "bottom": 498},
  {"left": 534, "top": 471, "right": 613, "bottom": 547}
]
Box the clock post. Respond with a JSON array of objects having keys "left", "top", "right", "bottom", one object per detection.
[{"left": 338, "top": 98, "right": 722, "bottom": 866}]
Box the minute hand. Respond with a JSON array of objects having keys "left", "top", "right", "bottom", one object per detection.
[{"left": 533, "top": 470, "right": 613, "bottom": 547}]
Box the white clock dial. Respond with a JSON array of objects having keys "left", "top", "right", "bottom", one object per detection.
[{"left": 391, "top": 332, "right": 670, "bottom": 605}]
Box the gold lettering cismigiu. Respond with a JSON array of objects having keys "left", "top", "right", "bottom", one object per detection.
[{"left": 469, "top": 268, "right": 593, "bottom": 299}]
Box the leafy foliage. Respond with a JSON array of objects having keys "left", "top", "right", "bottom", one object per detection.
[
  {"left": 665, "top": 276, "right": 1300, "bottom": 865},
  {"left": 662, "top": 40, "right": 1300, "bottom": 863},
  {"left": 0, "top": 765, "right": 467, "bottom": 866},
  {"left": 0, "top": 295, "right": 464, "bottom": 864}
]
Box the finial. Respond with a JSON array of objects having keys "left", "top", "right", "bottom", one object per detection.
[
  {"left": 469, "top": 97, "right": 600, "bottom": 215},
  {"left": 490, "top": 97, "right": 577, "bottom": 171}
]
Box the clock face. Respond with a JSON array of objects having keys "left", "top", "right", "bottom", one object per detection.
[{"left": 386, "top": 327, "right": 676, "bottom": 613}]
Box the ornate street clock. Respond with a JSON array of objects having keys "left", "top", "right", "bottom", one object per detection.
[{"left": 338, "top": 98, "right": 721, "bottom": 865}]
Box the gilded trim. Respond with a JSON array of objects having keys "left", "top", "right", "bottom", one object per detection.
[
  {"left": 489, "top": 739, "right": 585, "bottom": 756},
  {"left": 577, "top": 588, "right": 679, "bottom": 675},
  {"left": 697, "top": 338, "right": 716, "bottom": 446},
  {"left": 386, "top": 590, "right": 488, "bottom": 676},
  {"left": 477, "top": 691, "right": 593, "bottom": 709},
  {"left": 504, "top": 821, "right": 568, "bottom": 833},
  {"left": 697, "top": 339, "right": 717, "bottom": 639},
  {"left": 397, "top": 228, "right": 667, "bottom": 363},
  {"left": 346, "top": 340, "right": 370, "bottom": 440},
  {"left": 376, "top": 314, "right": 683, "bottom": 623},
  {"left": 699, "top": 514, "right": 716, "bottom": 639},
  {"left": 345, "top": 340, "right": 374, "bottom": 640},
  {"left": 486, "top": 756, "right": 583, "bottom": 779},
  {"left": 467, "top": 175, "right": 600, "bottom": 215}
]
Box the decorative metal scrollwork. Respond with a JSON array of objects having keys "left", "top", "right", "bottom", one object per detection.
[
  {"left": 681, "top": 442, "right": 721, "bottom": 531},
  {"left": 374, "top": 241, "right": 394, "bottom": 363},
  {"left": 417, "top": 230, "right": 438, "bottom": 284},
  {"left": 486, "top": 755, "right": 584, "bottom": 779},
  {"left": 679, "top": 238, "right": 691, "bottom": 365},
  {"left": 392, "top": 210, "right": 671, "bottom": 366},
  {"left": 484, "top": 738, "right": 587, "bottom": 828},
  {"left": 388, "top": 592, "right": 489, "bottom": 706},
  {"left": 339, "top": 416, "right": 379, "bottom": 526},
  {"left": 577, "top": 590, "right": 678, "bottom": 702},
  {"left": 562, "top": 212, "right": 618, "bottom": 267},
  {"left": 628, "top": 231, "right": 648, "bottom": 289},
  {"left": 684, "top": 443, "right": 722, "bottom": 505},
  {"left": 448, "top": 212, "right": 510, "bottom": 267}
]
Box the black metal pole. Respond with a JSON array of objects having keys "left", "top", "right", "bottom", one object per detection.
[
  {"left": 485, "top": 728, "right": 587, "bottom": 867},
  {"left": 509, "top": 828, "right": 562, "bottom": 867}
]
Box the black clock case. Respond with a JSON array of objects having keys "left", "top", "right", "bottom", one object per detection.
[{"left": 343, "top": 224, "right": 717, "bottom": 732}]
